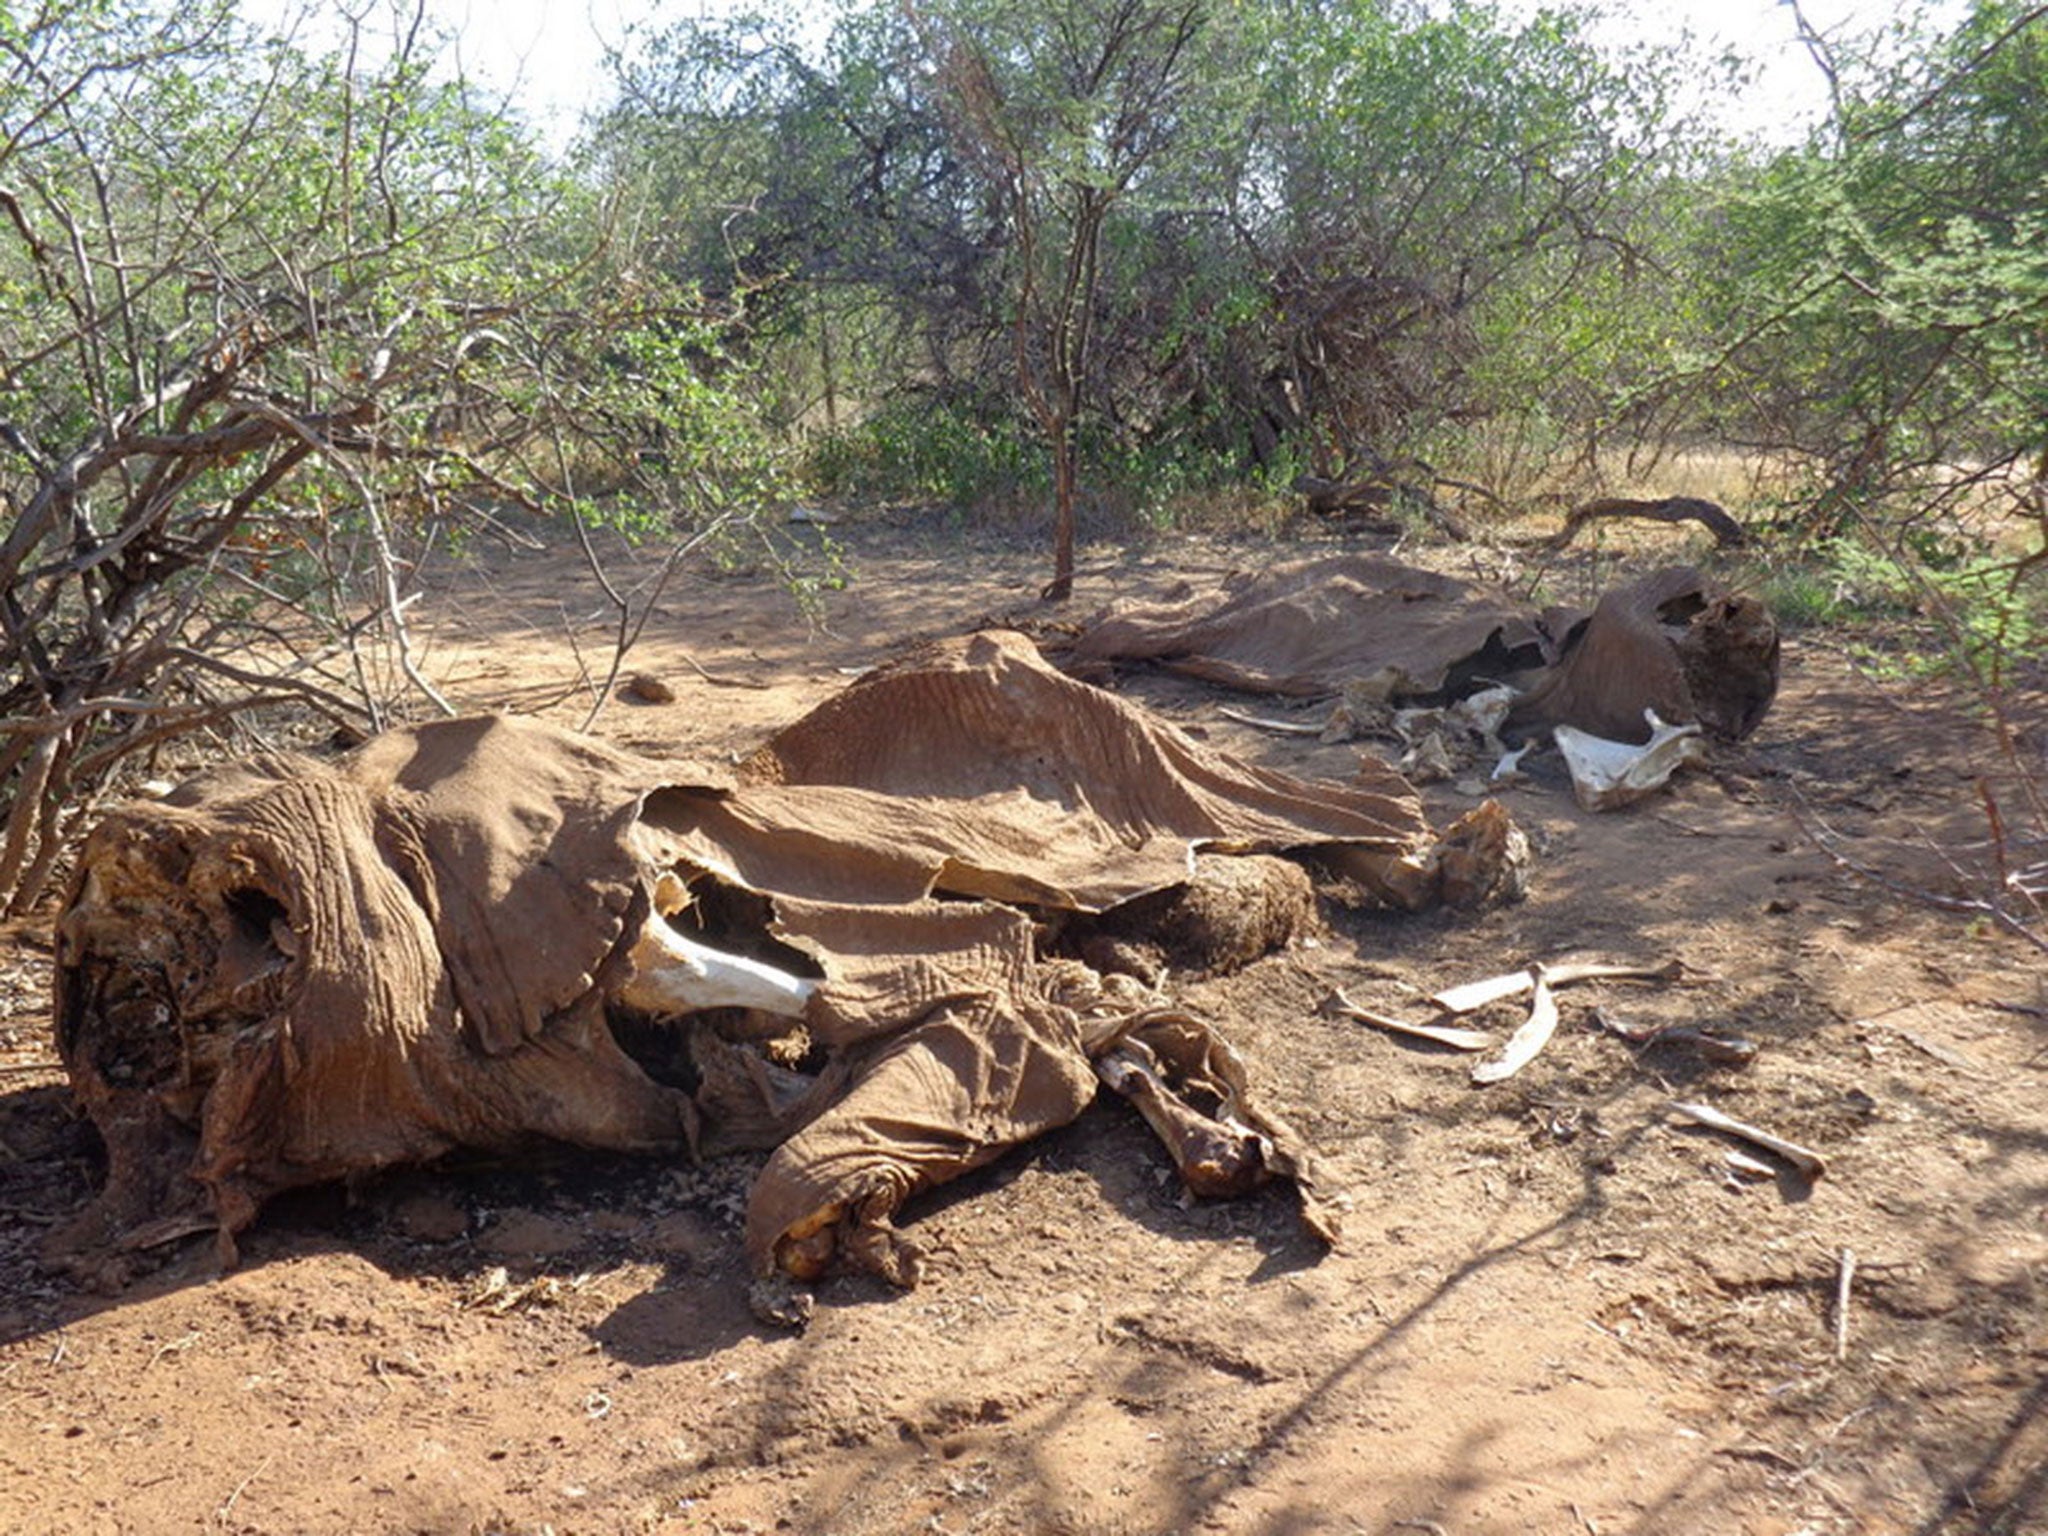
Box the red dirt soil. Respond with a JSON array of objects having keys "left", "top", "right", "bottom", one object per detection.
[{"left": 2, "top": 514, "right": 2042, "bottom": 1536}]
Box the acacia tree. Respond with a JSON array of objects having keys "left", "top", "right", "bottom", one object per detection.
[
  {"left": 603, "top": 0, "right": 1683, "bottom": 537},
  {"left": 1678, "top": 2, "right": 2047, "bottom": 528},
  {"left": 0, "top": 1, "right": 766, "bottom": 914},
  {"left": 1221, "top": 0, "right": 1686, "bottom": 506},
  {"left": 1668, "top": 0, "right": 2048, "bottom": 949},
  {"left": 905, "top": 0, "right": 1229, "bottom": 599}
]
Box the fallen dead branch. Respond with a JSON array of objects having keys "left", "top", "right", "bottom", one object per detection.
[
  {"left": 1668, "top": 1101, "right": 1827, "bottom": 1179},
  {"left": 1431, "top": 958, "right": 1684, "bottom": 1014},
  {"left": 1544, "top": 495, "right": 1748, "bottom": 551},
  {"left": 1792, "top": 799, "right": 2048, "bottom": 958},
  {"left": 1325, "top": 988, "right": 1491, "bottom": 1051},
  {"left": 1471, "top": 968, "right": 1560, "bottom": 1085}
]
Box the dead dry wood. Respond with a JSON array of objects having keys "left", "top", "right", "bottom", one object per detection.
[{"left": 1545, "top": 496, "right": 1748, "bottom": 550}]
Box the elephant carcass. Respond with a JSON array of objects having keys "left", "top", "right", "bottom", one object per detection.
[
  {"left": 1059, "top": 557, "right": 1779, "bottom": 744},
  {"left": 48, "top": 630, "right": 1522, "bottom": 1295}
]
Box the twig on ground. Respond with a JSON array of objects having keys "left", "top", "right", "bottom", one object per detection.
[
  {"left": 1835, "top": 1248, "right": 1856, "bottom": 1361},
  {"left": 1873, "top": 1024, "right": 1983, "bottom": 1075},
  {"left": 146, "top": 1330, "right": 201, "bottom": 1369},
  {"left": 1791, "top": 798, "right": 2048, "bottom": 957},
  {"left": 1717, "top": 1443, "right": 1805, "bottom": 1472},
  {"left": 213, "top": 1453, "right": 276, "bottom": 1527},
  {"left": 1649, "top": 812, "right": 1777, "bottom": 841},
  {"left": 677, "top": 652, "right": 770, "bottom": 691}
]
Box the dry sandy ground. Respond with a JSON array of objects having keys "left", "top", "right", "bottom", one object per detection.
[{"left": 2, "top": 512, "right": 2044, "bottom": 1536}]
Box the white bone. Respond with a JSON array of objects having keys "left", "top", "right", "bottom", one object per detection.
[
  {"left": 1449, "top": 685, "right": 1517, "bottom": 741},
  {"left": 618, "top": 913, "right": 817, "bottom": 1017},
  {"left": 1552, "top": 709, "right": 1705, "bottom": 811}
]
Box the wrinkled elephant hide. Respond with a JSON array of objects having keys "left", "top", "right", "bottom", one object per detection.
[
  {"left": 48, "top": 630, "right": 1521, "bottom": 1304},
  {"left": 1505, "top": 566, "right": 1780, "bottom": 743},
  {"left": 1059, "top": 557, "right": 1778, "bottom": 742},
  {"left": 1061, "top": 554, "right": 1563, "bottom": 701}
]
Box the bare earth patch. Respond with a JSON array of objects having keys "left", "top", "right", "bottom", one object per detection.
[{"left": 2, "top": 514, "right": 2042, "bottom": 1536}]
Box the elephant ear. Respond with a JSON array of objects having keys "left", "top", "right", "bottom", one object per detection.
[{"left": 346, "top": 715, "right": 663, "bottom": 1056}]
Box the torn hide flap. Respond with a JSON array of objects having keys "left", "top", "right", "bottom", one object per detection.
[
  {"left": 724, "top": 897, "right": 1340, "bottom": 1282},
  {"left": 632, "top": 628, "right": 1435, "bottom": 916},
  {"left": 743, "top": 628, "right": 1433, "bottom": 882},
  {"left": 742, "top": 979, "right": 1104, "bottom": 1285},
  {"left": 1057, "top": 554, "right": 1559, "bottom": 699},
  {"left": 348, "top": 714, "right": 676, "bottom": 1055}
]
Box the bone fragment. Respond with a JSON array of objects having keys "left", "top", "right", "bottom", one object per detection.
[
  {"left": 1722, "top": 1148, "right": 1778, "bottom": 1181},
  {"left": 1449, "top": 686, "right": 1517, "bottom": 743},
  {"left": 1596, "top": 1009, "right": 1758, "bottom": 1066},
  {"left": 1554, "top": 710, "right": 1706, "bottom": 812},
  {"left": 1325, "top": 988, "right": 1491, "bottom": 1051},
  {"left": 1217, "top": 706, "right": 1325, "bottom": 737},
  {"left": 1396, "top": 732, "right": 1455, "bottom": 784},
  {"left": 618, "top": 914, "right": 818, "bottom": 1018},
  {"left": 1471, "top": 968, "right": 1560, "bottom": 1085},
  {"left": 1096, "top": 1039, "right": 1270, "bottom": 1199},
  {"left": 1431, "top": 958, "right": 1683, "bottom": 1015},
  {"left": 1668, "top": 1101, "right": 1826, "bottom": 1179}
]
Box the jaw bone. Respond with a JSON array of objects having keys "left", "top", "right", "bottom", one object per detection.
[{"left": 616, "top": 911, "right": 818, "bottom": 1018}]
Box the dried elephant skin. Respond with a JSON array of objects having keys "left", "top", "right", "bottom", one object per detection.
[
  {"left": 1507, "top": 566, "right": 1779, "bottom": 744},
  {"left": 1059, "top": 554, "right": 1562, "bottom": 701},
  {"left": 1057, "top": 557, "right": 1779, "bottom": 744},
  {"left": 48, "top": 630, "right": 1521, "bottom": 1300}
]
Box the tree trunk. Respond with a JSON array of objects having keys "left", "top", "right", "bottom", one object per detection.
[{"left": 1043, "top": 416, "right": 1078, "bottom": 602}]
